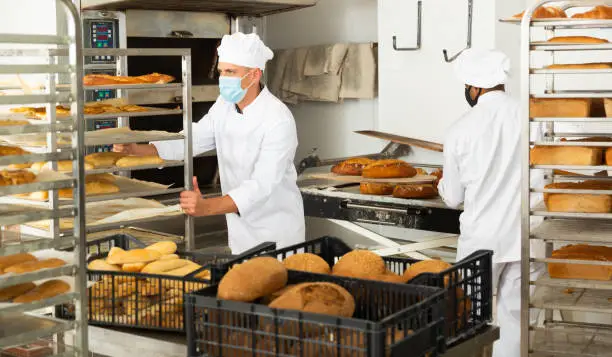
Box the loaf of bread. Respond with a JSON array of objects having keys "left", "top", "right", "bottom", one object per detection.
[
  {"left": 546, "top": 63, "right": 612, "bottom": 69},
  {"left": 544, "top": 181, "right": 612, "bottom": 213},
  {"left": 59, "top": 181, "right": 120, "bottom": 199},
  {"left": 106, "top": 248, "right": 162, "bottom": 265},
  {"left": 83, "top": 73, "right": 175, "bottom": 86},
  {"left": 572, "top": 5, "right": 612, "bottom": 19},
  {"left": 282, "top": 253, "right": 331, "bottom": 274},
  {"left": 108, "top": 247, "right": 125, "bottom": 258},
  {"left": 607, "top": 148, "right": 612, "bottom": 165},
  {"left": 332, "top": 250, "right": 386, "bottom": 279},
  {"left": 162, "top": 264, "right": 202, "bottom": 277},
  {"left": 549, "top": 244, "right": 612, "bottom": 280},
  {"left": 85, "top": 173, "right": 116, "bottom": 184},
  {"left": 0, "top": 119, "right": 29, "bottom": 127},
  {"left": 160, "top": 254, "right": 179, "bottom": 261},
  {"left": 87, "top": 259, "right": 121, "bottom": 272},
  {"left": 85, "top": 152, "right": 127, "bottom": 168},
  {"left": 392, "top": 184, "right": 438, "bottom": 199},
  {"left": 0, "top": 253, "right": 37, "bottom": 273},
  {"left": 218, "top": 257, "right": 288, "bottom": 302},
  {"left": 141, "top": 259, "right": 194, "bottom": 274},
  {"left": 362, "top": 159, "right": 417, "bottom": 179},
  {"left": 546, "top": 36, "right": 609, "bottom": 44},
  {"left": 0, "top": 169, "right": 36, "bottom": 185},
  {"left": 0, "top": 283, "right": 36, "bottom": 302},
  {"left": 331, "top": 158, "right": 375, "bottom": 176},
  {"left": 0, "top": 145, "right": 30, "bottom": 157},
  {"left": 145, "top": 241, "right": 177, "bottom": 255},
  {"left": 269, "top": 282, "right": 355, "bottom": 318},
  {"left": 4, "top": 258, "right": 66, "bottom": 274},
  {"left": 375, "top": 270, "right": 408, "bottom": 284},
  {"left": 530, "top": 98, "right": 591, "bottom": 118},
  {"left": 513, "top": 6, "right": 567, "bottom": 19},
  {"left": 530, "top": 146, "right": 604, "bottom": 165},
  {"left": 31, "top": 161, "right": 94, "bottom": 172},
  {"left": 13, "top": 280, "right": 70, "bottom": 303},
  {"left": 359, "top": 182, "right": 394, "bottom": 195},
  {"left": 122, "top": 262, "right": 146, "bottom": 272},
  {"left": 402, "top": 260, "right": 452, "bottom": 284},
  {"left": 115, "top": 155, "right": 164, "bottom": 168}
]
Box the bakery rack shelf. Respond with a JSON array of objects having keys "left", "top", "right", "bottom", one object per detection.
[
  {"left": 0, "top": 313, "right": 76, "bottom": 348},
  {"left": 0, "top": 0, "right": 88, "bottom": 354},
  {"left": 512, "top": 1, "right": 612, "bottom": 356},
  {"left": 80, "top": 47, "right": 195, "bottom": 250}
]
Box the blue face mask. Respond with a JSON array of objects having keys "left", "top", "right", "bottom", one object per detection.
[{"left": 219, "top": 72, "right": 254, "bottom": 104}]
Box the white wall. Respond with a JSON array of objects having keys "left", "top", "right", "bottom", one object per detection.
[{"left": 265, "top": 0, "right": 384, "bottom": 164}]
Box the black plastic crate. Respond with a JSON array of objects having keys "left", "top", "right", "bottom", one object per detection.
[
  {"left": 186, "top": 270, "right": 446, "bottom": 357},
  {"left": 258, "top": 236, "right": 493, "bottom": 347},
  {"left": 56, "top": 235, "right": 277, "bottom": 332}
]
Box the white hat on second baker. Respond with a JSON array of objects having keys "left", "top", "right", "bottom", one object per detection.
[
  {"left": 454, "top": 48, "right": 511, "bottom": 88},
  {"left": 217, "top": 32, "right": 274, "bottom": 70}
]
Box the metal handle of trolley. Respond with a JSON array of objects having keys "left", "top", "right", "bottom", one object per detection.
[{"left": 341, "top": 201, "right": 431, "bottom": 216}]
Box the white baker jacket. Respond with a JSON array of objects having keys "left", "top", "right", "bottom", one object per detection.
[
  {"left": 152, "top": 87, "right": 305, "bottom": 254},
  {"left": 438, "top": 91, "right": 544, "bottom": 263}
]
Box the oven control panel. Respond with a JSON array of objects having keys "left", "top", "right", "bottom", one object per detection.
[{"left": 84, "top": 17, "right": 119, "bottom": 65}]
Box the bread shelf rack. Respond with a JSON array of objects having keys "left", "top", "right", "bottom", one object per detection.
[
  {"left": 0, "top": 0, "right": 89, "bottom": 353},
  {"left": 506, "top": 1, "right": 612, "bottom": 356}
]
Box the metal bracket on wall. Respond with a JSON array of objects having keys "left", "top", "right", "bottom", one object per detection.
[
  {"left": 442, "top": 0, "right": 473, "bottom": 62},
  {"left": 392, "top": 0, "right": 422, "bottom": 51}
]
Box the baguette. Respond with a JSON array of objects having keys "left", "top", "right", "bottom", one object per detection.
[
  {"left": 392, "top": 184, "right": 438, "bottom": 199},
  {"left": 85, "top": 173, "right": 116, "bottom": 183},
  {"left": 331, "top": 158, "right": 375, "bottom": 176},
  {"left": 4, "top": 258, "right": 66, "bottom": 274},
  {"left": 145, "top": 241, "right": 177, "bottom": 255},
  {"left": 13, "top": 280, "right": 70, "bottom": 303},
  {"left": 359, "top": 182, "right": 394, "bottom": 195},
  {"left": 362, "top": 159, "right": 417, "bottom": 179},
  {"left": 0, "top": 283, "right": 36, "bottom": 302},
  {"left": 0, "top": 253, "right": 37, "bottom": 273},
  {"left": 218, "top": 257, "right": 288, "bottom": 302},
  {"left": 87, "top": 259, "right": 121, "bottom": 272},
  {"left": 59, "top": 181, "right": 120, "bottom": 199},
  {"left": 31, "top": 161, "right": 94, "bottom": 172},
  {"left": 530, "top": 146, "right": 603, "bottom": 166},
  {"left": 544, "top": 181, "right": 612, "bottom": 213},
  {"left": 141, "top": 259, "right": 194, "bottom": 274},
  {"left": 84, "top": 73, "right": 175, "bottom": 86},
  {"left": 84, "top": 152, "right": 127, "bottom": 168},
  {"left": 546, "top": 36, "right": 608, "bottom": 44},
  {"left": 546, "top": 63, "right": 612, "bottom": 70},
  {"left": 115, "top": 155, "right": 164, "bottom": 168},
  {"left": 106, "top": 249, "right": 162, "bottom": 265}
]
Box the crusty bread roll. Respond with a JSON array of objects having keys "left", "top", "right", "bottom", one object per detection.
[
  {"left": 572, "top": 5, "right": 612, "bottom": 19},
  {"left": 544, "top": 181, "right": 612, "bottom": 213},
  {"left": 392, "top": 184, "right": 438, "bottom": 199},
  {"left": 13, "top": 280, "right": 70, "bottom": 303},
  {"left": 218, "top": 257, "right": 288, "bottom": 302},
  {"left": 59, "top": 181, "right": 120, "bottom": 199},
  {"left": 269, "top": 282, "right": 355, "bottom": 318},
  {"left": 362, "top": 159, "right": 417, "bottom": 179},
  {"left": 145, "top": 241, "right": 177, "bottom": 255},
  {"left": 115, "top": 155, "right": 164, "bottom": 168},
  {"left": 4, "top": 258, "right": 66, "bottom": 274},
  {"left": 0, "top": 253, "right": 37, "bottom": 273},
  {"left": 106, "top": 249, "right": 162, "bottom": 265},
  {"left": 85, "top": 152, "right": 127, "bottom": 168},
  {"left": 513, "top": 6, "right": 567, "bottom": 19},
  {"left": 359, "top": 182, "right": 394, "bottom": 195},
  {"left": 530, "top": 98, "right": 591, "bottom": 118},
  {"left": 331, "top": 158, "right": 375, "bottom": 176},
  {"left": 402, "top": 260, "right": 452, "bottom": 284},
  {"left": 87, "top": 259, "right": 121, "bottom": 272},
  {"left": 332, "top": 250, "right": 386, "bottom": 279},
  {"left": 546, "top": 63, "right": 612, "bottom": 70},
  {"left": 141, "top": 259, "right": 193, "bottom": 274},
  {"left": 282, "top": 253, "right": 331, "bottom": 274},
  {"left": 530, "top": 146, "right": 603, "bottom": 166},
  {"left": 0, "top": 283, "right": 36, "bottom": 302},
  {"left": 122, "top": 262, "right": 146, "bottom": 272},
  {"left": 549, "top": 244, "right": 612, "bottom": 280},
  {"left": 160, "top": 254, "right": 179, "bottom": 261},
  {"left": 547, "top": 36, "right": 609, "bottom": 44}
]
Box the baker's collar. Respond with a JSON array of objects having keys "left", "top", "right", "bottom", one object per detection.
[
  {"left": 477, "top": 90, "right": 505, "bottom": 105},
  {"left": 235, "top": 84, "right": 267, "bottom": 114}
]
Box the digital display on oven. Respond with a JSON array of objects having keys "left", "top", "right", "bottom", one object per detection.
[{"left": 90, "top": 21, "right": 115, "bottom": 62}]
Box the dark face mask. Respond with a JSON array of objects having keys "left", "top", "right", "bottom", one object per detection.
[{"left": 465, "top": 86, "right": 482, "bottom": 107}]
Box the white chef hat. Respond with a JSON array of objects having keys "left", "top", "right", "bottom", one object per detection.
[
  {"left": 217, "top": 32, "right": 274, "bottom": 70},
  {"left": 454, "top": 48, "right": 511, "bottom": 88}
]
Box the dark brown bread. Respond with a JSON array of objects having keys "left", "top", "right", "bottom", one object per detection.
[
  {"left": 331, "top": 158, "right": 375, "bottom": 176},
  {"left": 362, "top": 159, "right": 417, "bottom": 179},
  {"left": 359, "top": 182, "right": 395, "bottom": 195},
  {"left": 392, "top": 184, "right": 438, "bottom": 199},
  {"left": 269, "top": 282, "right": 356, "bottom": 318}
]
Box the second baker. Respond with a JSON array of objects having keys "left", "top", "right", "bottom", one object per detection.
[{"left": 113, "top": 32, "right": 305, "bottom": 254}]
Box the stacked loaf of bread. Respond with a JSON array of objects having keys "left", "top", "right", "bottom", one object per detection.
[
  {"left": 87, "top": 241, "right": 209, "bottom": 327},
  {"left": 544, "top": 181, "right": 612, "bottom": 213},
  {"left": 531, "top": 137, "right": 612, "bottom": 167},
  {"left": 549, "top": 244, "right": 612, "bottom": 281},
  {"left": 0, "top": 253, "right": 69, "bottom": 303}
]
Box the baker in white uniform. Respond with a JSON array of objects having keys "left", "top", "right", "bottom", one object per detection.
[
  {"left": 113, "top": 32, "right": 305, "bottom": 254},
  {"left": 436, "top": 48, "right": 544, "bottom": 357}
]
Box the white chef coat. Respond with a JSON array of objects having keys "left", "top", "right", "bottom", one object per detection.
[
  {"left": 438, "top": 91, "right": 543, "bottom": 264},
  {"left": 152, "top": 87, "right": 305, "bottom": 254}
]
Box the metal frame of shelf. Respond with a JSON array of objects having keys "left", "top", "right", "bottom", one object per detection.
[
  {"left": 0, "top": 0, "right": 88, "bottom": 353},
  {"left": 509, "top": 1, "right": 612, "bottom": 356}
]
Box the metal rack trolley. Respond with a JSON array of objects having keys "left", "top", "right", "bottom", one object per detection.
[
  {"left": 503, "top": 1, "right": 612, "bottom": 356},
  {"left": 0, "top": 0, "right": 88, "bottom": 354}
]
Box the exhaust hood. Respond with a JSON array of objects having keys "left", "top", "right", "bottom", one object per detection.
[{"left": 80, "top": 0, "right": 318, "bottom": 16}]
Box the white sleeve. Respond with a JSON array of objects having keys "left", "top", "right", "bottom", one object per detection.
[
  {"left": 151, "top": 114, "right": 216, "bottom": 161},
  {"left": 227, "top": 119, "right": 297, "bottom": 216},
  {"left": 438, "top": 137, "right": 465, "bottom": 209}
]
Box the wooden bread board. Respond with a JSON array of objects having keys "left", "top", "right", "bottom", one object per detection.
[
  {"left": 308, "top": 172, "right": 435, "bottom": 184},
  {"left": 355, "top": 130, "right": 444, "bottom": 152}
]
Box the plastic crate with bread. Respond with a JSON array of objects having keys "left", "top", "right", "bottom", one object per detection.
[
  {"left": 219, "top": 236, "right": 493, "bottom": 347},
  {"left": 548, "top": 244, "right": 612, "bottom": 281},
  {"left": 186, "top": 257, "right": 446, "bottom": 357}
]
